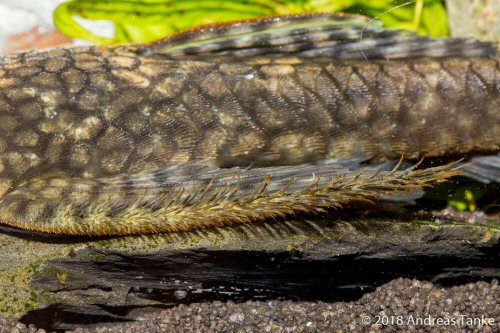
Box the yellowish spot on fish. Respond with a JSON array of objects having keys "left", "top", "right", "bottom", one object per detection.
[
  {"left": 75, "top": 61, "right": 103, "bottom": 71},
  {"left": 138, "top": 62, "right": 171, "bottom": 77},
  {"left": 69, "top": 144, "right": 91, "bottom": 168},
  {"left": 14, "top": 130, "right": 39, "bottom": 147},
  {"left": 260, "top": 65, "right": 295, "bottom": 76},
  {"left": 7, "top": 87, "right": 37, "bottom": 101},
  {"left": 275, "top": 57, "right": 302, "bottom": 65},
  {"left": 74, "top": 116, "right": 102, "bottom": 141},
  {"left": 24, "top": 152, "right": 41, "bottom": 168},
  {"left": 44, "top": 58, "right": 69, "bottom": 72},
  {"left": 0, "top": 178, "right": 13, "bottom": 199},
  {"left": 41, "top": 91, "right": 65, "bottom": 106},
  {"left": 109, "top": 56, "right": 136, "bottom": 68},
  {"left": 112, "top": 70, "right": 150, "bottom": 87},
  {"left": 43, "top": 106, "right": 58, "bottom": 120},
  {"left": 230, "top": 131, "right": 265, "bottom": 157},
  {"left": 153, "top": 77, "right": 183, "bottom": 99},
  {"left": 6, "top": 151, "right": 29, "bottom": 175}
]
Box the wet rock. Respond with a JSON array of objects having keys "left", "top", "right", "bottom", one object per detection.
[{"left": 0, "top": 212, "right": 497, "bottom": 330}]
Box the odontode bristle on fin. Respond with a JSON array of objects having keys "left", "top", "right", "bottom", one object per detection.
[
  {"left": 140, "top": 13, "right": 495, "bottom": 60},
  {"left": 0, "top": 160, "right": 461, "bottom": 236}
]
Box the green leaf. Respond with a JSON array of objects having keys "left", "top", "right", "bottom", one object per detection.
[
  {"left": 53, "top": 0, "right": 449, "bottom": 44},
  {"left": 424, "top": 182, "right": 486, "bottom": 212}
]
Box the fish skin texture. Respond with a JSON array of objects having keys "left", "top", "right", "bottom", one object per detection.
[{"left": 0, "top": 14, "right": 497, "bottom": 235}]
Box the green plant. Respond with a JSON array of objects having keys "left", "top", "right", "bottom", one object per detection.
[{"left": 53, "top": 0, "right": 448, "bottom": 44}]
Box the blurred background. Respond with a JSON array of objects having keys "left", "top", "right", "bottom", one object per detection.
[
  {"left": 1, "top": 0, "right": 497, "bottom": 55},
  {"left": 0, "top": 0, "right": 110, "bottom": 53}
]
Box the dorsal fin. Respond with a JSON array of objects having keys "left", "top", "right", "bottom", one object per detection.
[{"left": 138, "top": 13, "right": 496, "bottom": 60}]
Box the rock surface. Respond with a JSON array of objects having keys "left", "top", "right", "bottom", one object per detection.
[
  {"left": 1, "top": 278, "right": 498, "bottom": 332},
  {"left": 0, "top": 211, "right": 498, "bottom": 331},
  {"left": 447, "top": 0, "right": 500, "bottom": 41},
  {"left": 69, "top": 278, "right": 500, "bottom": 333}
]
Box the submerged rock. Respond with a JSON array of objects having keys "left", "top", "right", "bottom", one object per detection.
[{"left": 0, "top": 212, "right": 498, "bottom": 330}]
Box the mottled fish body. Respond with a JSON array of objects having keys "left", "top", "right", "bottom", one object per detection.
[{"left": 0, "top": 14, "right": 498, "bottom": 235}]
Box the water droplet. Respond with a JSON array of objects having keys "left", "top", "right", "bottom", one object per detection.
[
  {"left": 141, "top": 106, "right": 151, "bottom": 116},
  {"left": 44, "top": 107, "right": 57, "bottom": 119},
  {"left": 174, "top": 290, "right": 187, "bottom": 300}
]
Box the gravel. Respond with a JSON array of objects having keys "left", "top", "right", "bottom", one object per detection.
[{"left": 1, "top": 278, "right": 498, "bottom": 333}]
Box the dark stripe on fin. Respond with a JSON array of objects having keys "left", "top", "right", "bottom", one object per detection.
[
  {"left": 139, "top": 13, "right": 496, "bottom": 60},
  {"left": 463, "top": 154, "right": 500, "bottom": 183}
]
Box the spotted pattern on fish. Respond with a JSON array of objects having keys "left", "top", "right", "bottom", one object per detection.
[{"left": 0, "top": 13, "right": 497, "bottom": 235}]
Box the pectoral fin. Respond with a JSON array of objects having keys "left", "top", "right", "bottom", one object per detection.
[{"left": 0, "top": 159, "right": 461, "bottom": 236}]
